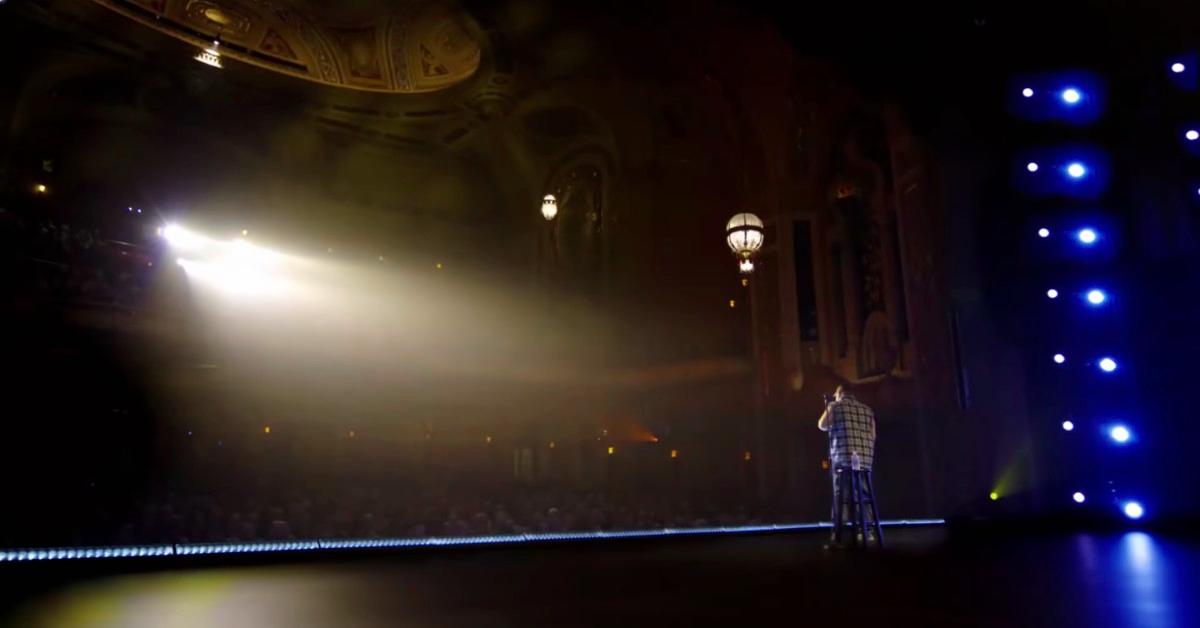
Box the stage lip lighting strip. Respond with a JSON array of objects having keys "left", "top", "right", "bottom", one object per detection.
[{"left": 0, "top": 519, "right": 945, "bottom": 562}]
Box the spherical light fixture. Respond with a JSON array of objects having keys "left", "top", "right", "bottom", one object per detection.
[
  {"left": 1086, "top": 289, "right": 1107, "bottom": 305},
  {"left": 541, "top": 194, "right": 558, "bottom": 221},
  {"left": 1098, "top": 357, "right": 1118, "bottom": 372},
  {"left": 1187, "top": 130, "right": 1199, "bottom": 141},
  {"left": 1122, "top": 501, "right": 1144, "bottom": 520},
  {"left": 1066, "top": 162, "right": 1087, "bottom": 179},
  {"left": 1038, "top": 227, "right": 1050, "bottom": 238},
  {"left": 1027, "top": 162, "right": 1040, "bottom": 173},
  {"left": 1022, "top": 87, "right": 1034, "bottom": 98},
  {"left": 1061, "top": 88, "right": 1082, "bottom": 104},
  {"left": 1110, "top": 425, "right": 1131, "bottom": 443},
  {"left": 1053, "top": 353, "right": 1066, "bottom": 364},
  {"left": 1172, "top": 62, "right": 1186, "bottom": 74},
  {"left": 1047, "top": 289, "right": 1059, "bottom": 299},
  {"left": 1061, "top": 420, "right": 1074, "bottom": 431},
  {"left": 1077, "top": 228, "right": 1098, "bottom": 245},
  {"left": 726, "top": 212, "right": 765, "bottom": 275}
]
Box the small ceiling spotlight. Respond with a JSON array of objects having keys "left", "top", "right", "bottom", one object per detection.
[{"left": 194, "top": 40, "right": 223, "bottom": 69}]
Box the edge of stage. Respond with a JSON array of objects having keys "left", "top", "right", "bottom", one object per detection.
[{"left": 0, "top": 518, "right": 946, "bottom": 563}]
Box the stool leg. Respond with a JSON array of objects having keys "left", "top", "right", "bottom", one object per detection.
[
  {"left": 832, "top": 470, "right": 845, "bottom": 544},
  {"left": 865, "top": 472, "right": 883, "bottom": 548},
  {"left": 851, "top": 470, "right": 868, "bottom": 547}
]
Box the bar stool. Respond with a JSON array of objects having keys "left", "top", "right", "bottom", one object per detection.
[{"left": 832, "top": 467, "right": 883, "bottom": 548}]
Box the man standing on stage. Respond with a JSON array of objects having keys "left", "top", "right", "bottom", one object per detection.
[{"left": 818, "top": 384, "right": 877, "bottom": 544}]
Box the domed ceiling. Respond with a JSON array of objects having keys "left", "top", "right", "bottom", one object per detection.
[{"left": 88, "top": 0, "right": 483, "bottom": 93}]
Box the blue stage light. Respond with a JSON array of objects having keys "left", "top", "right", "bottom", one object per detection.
[
  {"left": 1062, "top": 420, "right": 1075, "bottom": 431},
  {"left": 1073, "top": 492, "right": 1086, "bottom": 503},
  {"left": 1099, "top": 357, "right": 1118, "bottom": 372},
  {"left": 1047, "top": 289, "right": 1059, "bottom": 299},
  {"left": 1022, "top": 87, "right": 1034, "bottom": 97},
  {"left": 1172, "top": 62, "right": 1186, "bottom": 74},
  {"left": 1061, "top": 88, "right": 1082, "bottom": 104},
  {"left": 1027, "top": 161, "right": 1040, "bottom": 173},
  {"left": 1188, "top": 130, "right": 1200, "bottom": 141},
  {"left": 1123, "top": 501, "right": 1144, "bottom": 520},
  {"left": 1086, "top": 289, "right": 1107, "bottom": 305},
  {"left": 1110, "top": 425, "right": 1131, "bottom": 443},
  {"left": 1066, "top": 162, "right": 1088, "bottom": 179},
  {"left": 1038, "top": 227, "right": 1050, "bottom": 238},
  {"left": 1053, "top": 353, "right": 1066, "bottom": 364},
  {"left": 1077, "top": 228, "right": 1098, "bottom": 245}
]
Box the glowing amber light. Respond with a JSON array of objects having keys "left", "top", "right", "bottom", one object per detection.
[
  {"left": 348, "top": 430, "right": 356, "bottom": 438},
  {"left": 34, "top": 183, "right": 47, "bottom": 194},
  {"left": 607, "top": 446, "right": 615, "bottom": 455},
  {"left": 435, "top": 262, "right": 443, "bottom": 269},
  {"left": 670, "top": 449, "right": 679, "bottom": 459},
  {"left": 485, "top": 435, "right": 492, "bottom": 444},
  {"left": 263, "top": 426, "right": 271, "bottom": 434},
  {"left": 549, "top": 441, "right": 556, "bottom": 449},
  {"left": 729, "top": 299, "right": 736, "bottom": 308},
  {"left": 541, "top": 194, "right": 558, "bottom": 221},
  {"left": 743, "top": 451, "right": 752, "bottom": 461}
]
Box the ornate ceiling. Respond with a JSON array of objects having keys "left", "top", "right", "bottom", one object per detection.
[{"left": 89, "top": 0, "right": 483, "bottom": 93}]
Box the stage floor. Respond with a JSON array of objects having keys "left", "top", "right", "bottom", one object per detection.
[{"left": 2, "top": 526, "right": 1197, "bottom": 627}]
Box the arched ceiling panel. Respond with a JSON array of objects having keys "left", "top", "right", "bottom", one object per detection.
[{"left": 89, "top": 0, "right": 483, "bottom": 93}]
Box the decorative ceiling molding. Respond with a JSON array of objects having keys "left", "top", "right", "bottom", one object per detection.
[{"left": 88, "top": 0, "right": 483, "bottom": 93}]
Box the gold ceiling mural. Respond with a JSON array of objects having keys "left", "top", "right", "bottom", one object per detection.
[{"left": 89, "top": 0, "right": 483, "bottom": 93}]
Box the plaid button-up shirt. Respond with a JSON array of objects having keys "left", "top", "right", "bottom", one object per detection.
[{"left": 827, "top": 395, "right": 876, "bottom": 470}]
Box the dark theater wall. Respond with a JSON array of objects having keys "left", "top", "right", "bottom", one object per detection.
[{"left": 0, "top": 0, "right": 1033, "bottom": 523}]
